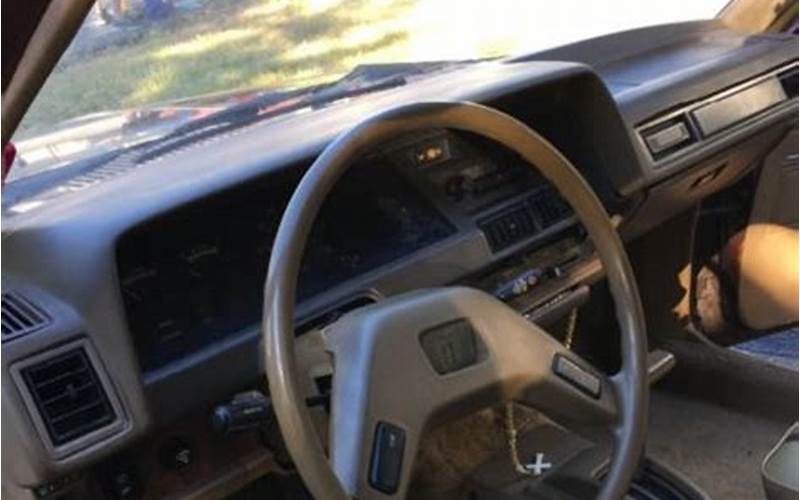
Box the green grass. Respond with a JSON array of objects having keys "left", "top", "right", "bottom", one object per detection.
[
  {"left": 18, "top": 0, "right": 417, "bottom": 135},
  {"left": 17, "top": 0, "right": 728, "bottom": 138}
]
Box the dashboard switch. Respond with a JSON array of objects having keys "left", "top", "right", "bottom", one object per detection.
[
  {"left": 33, "top": 474, "right": 78, "bottom": 498},
  {"left": 369, "top": 422, "right": 406, "bottom": 494},
  {"left": 547, "top": 265, "right": 565, "bottom": 279},
  {"left": 493, "top": 268, "right": 542, "bottom": 300},
  {"left": 644, "top": 120, "right": 691, "bottom": 155},
  {"left": 98, "top": 462, "right": 142, "bottom": 500},
  {"left": 159, "top": 437, "right": 194, "bottom": 472},
  {"left": 553, "top": 354, "right": 601, "bottom": 398}
]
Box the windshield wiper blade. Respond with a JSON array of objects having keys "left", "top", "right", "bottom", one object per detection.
[
  {"left": 165, "top": 59, "right": 480, "bottom": 140},
  {"left": 178, "top": 75, "right": 407, "bottom": 135},
  {"left": 134, "top": 75, "right": 409, "bottom": 164}
]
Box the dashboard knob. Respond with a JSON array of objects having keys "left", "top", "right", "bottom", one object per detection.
[
  {"left": 98, "top": 462, "right": 141, "bottom": 500},
  {"left": 158, "top": 437, "right": 194, "bottom": 472}
]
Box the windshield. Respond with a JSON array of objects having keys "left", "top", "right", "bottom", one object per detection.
[{"left": 11, "top": 0, "right": 728, "bottom": 181}]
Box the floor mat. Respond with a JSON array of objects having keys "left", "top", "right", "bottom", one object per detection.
[{"left": 647, "top": 390, "right": 791, "bottom": 500}]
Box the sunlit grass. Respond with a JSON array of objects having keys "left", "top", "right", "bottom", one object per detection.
[
  {"left": 239, "top": 0, "right": 290, "bottom": 19},
  {"left": 154, "top": 28, "right": 260, "bottom": 58},
  {"left": 16, "top": 0, "right": 727, "bottom": 137},
  {"left": 19, "top": 0, "right": 422, "bottom": 135},
  {"left": 127, "top": 63, "right": 177, "bottom": 102}
]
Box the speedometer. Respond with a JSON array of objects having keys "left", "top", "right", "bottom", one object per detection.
[
  {"left": 181, "top": 242, "right": 220, "bottom": 278},
  {"left": 120, "top": 265, "right": 158, "bottom": 304}
]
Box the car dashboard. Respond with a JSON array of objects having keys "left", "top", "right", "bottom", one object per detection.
[{"left": 1, "top": 20, "right": 797, "bottom": 499}]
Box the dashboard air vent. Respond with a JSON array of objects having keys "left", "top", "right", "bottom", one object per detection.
[
  {"left": 479, "top": 200, "right": 538, "bottom": 252},
  {"left": 20, "top": 348, "right": 116, "bottom": 446},
  {"left": 530, "top": 188, "right": 571, "bottom": 227},
  {"left": 479, "top": 189, "right": 573, "bottom": 253},
  {"left": 2, "top": 292, "right": 51, "bottom": 341}
]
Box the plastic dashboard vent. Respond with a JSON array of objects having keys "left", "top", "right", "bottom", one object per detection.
[
  {"left": 20, "top": 348, "right": 116, "bottom": 446},
  {"left": 1, "top": 292, "right": 51, "bottom": 341},
  {"left": 530, "top": 188, "right": 571, "bottom": 227},
  {"left": 480, "top": 189, "right": 571, "bottom": 252},
  {"left": 480, "top": 201, "right": 538, "bottom": 252}
]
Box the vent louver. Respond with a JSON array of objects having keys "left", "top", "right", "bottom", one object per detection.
[
  {"left": 480, "top": 201, "right": 538, "bottom": 252},
  {"left": 530, "top": 188, "right": 571, "bottom": 227},
  {"left": 2, "top": 292, "right": 51, "bottom": 341},
  {"left": 480, "top": 189, "right": 571, "bottom": 252},
  {"left": 20, "top": 348, "right": 116, "bottom": 446}
]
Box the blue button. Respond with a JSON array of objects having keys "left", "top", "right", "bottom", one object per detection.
[{"left": 369, "top": 422, "right": 406, "bottom": 494}]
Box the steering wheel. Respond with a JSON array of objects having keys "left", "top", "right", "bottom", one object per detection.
[{"left": 262, "top": 102, "right": 648, "bottom": 500}]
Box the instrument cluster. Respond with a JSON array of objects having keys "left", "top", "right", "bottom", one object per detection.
[
  {"left": 117, "top": 132, "right": 550, "bottom": 372},
  {"left": 118, "top": 163, "right": 455, "bottom": 371}
]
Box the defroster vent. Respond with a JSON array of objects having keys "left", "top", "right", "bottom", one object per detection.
[
  {"left": 2, "top": 292, "right": 51, "bottom": 341},
  {"left": 20, "top": 348, "right": 116, "bottom": 446}
]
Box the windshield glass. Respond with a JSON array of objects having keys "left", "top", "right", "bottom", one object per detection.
[{"left": 11, "top": 0, "right": 727, "bottom": 181}]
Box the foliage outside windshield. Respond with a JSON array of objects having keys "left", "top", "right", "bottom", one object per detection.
[{"left": 12, "top": 0, "right": 727, "bottom": 178}]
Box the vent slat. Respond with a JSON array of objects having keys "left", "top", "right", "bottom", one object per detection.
[
  {"left": 479, "top": 201, "right": 540, "bottom": 252},
  {"left": 1, "top": 292, "right": 51, "bottom": 341},
  {"left": 6, "top": 294, "right": 43, "bottom": 324},
  {"left": 33, "top": 366, "right": 91, "bottom": 387},
  {"left": 530, "top": 188, "right": 571, "bottom": 227},
  {"left": 48, "top": 400, "right": 105, "bottom": 425},
  {"left": 479, "top": 189, "right": 572, "bottom": 253},
  {"left": 51, "top": 411, "right": 114, "bottom": 442},
  {"left": 41, "top": 381, "right": 96, "bottom": 406},
  {"left": 2, "top": 311, "right": 24, "bottom": 331},
  {"left": 4, "top": 307, "right": 35, "bottom": 328},
  {"left": 21, "top": 348, "right": 116, "bottom": 446}
]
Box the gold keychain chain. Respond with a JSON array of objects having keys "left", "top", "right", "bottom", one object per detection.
[
  {"left": 504, "top": 307, "right": 579, "bottom": 475},
  {"left": 564, "top": 307, "right": 578, "bottom": 350}
]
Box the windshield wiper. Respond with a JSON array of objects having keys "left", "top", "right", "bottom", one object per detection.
[
  {"left": 148, "top": 60, "right": 478, "bottom": 153},
  {"left": 6, "top": 61, "right": 477, "bottom": 197},
  {"left": 133, "top": 75, "right": 409, "bottom": 164}
]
